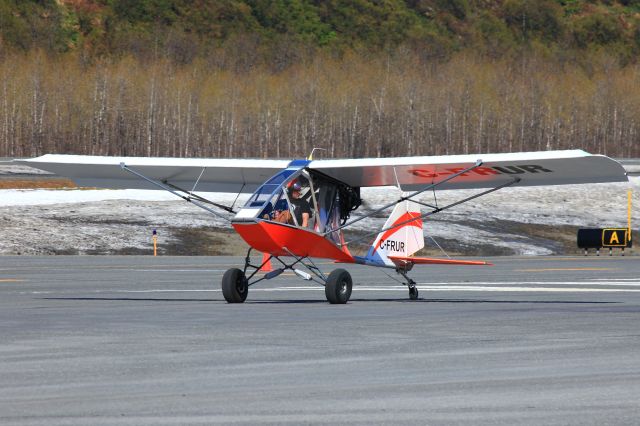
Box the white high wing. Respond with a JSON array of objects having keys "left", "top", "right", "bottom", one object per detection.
[{"left": 18, "top": 149, "right": 628, "bottom": 193}]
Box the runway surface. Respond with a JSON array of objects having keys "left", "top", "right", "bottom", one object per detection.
[{"left": 1, "top": 255, "right": 639, "bottom": 425}]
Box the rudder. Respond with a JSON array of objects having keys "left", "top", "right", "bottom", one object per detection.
[{"left": 362, "top": 197, "right": 424, "bottom": 266}]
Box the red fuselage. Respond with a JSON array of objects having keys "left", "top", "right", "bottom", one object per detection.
[{"left": 232, "top": 220, "right": 354, "bottom": 263}]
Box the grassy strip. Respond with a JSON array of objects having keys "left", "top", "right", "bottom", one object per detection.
[{"left": 0, "top": 179, "right": 77, "bottom": 189}]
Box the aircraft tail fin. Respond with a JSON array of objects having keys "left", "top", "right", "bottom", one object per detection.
[{"left": 359, "top": 197, "right": 424, "bottom": 266}]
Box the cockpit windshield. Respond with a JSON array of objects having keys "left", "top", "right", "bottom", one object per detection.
[
  {"left": 239, "top": 168, "right": 360, "bottom": 239},
  {"left": 243, "top": 169, "right": 296, "bottom": 208}
]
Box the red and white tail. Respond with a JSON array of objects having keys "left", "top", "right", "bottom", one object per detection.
[
  {"left": 359, "top": 196, "right": 491, "bottom": 268},
  {"left": 364, "top": 197, "right": 424, "bottom": 266}
]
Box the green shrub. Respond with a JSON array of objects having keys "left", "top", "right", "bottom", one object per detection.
[
  {"left": 436, "top": 0, "right": 469, "bottom": 20},
  {"left": 571, "top": 13, "right": 623, "bottom": 47},
  {"left": 0, "top": 0, "right": 32, "bottom": 49},
  {"left": 247, "top": 0, "right": 335, "bottom": 45},
  {"left": 503, "top": 0, "right": 564, "bottom": 42},
  {"left": 472, "top": 11, "right": 517, "bottom": 56},
  {"left": 111, "top": 0, "right": 177, "bottom": 25}
]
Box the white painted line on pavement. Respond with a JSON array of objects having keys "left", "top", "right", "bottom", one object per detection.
[
  {"left": 413, "top": 281, "right": 640, "bottom": 286},
  {"left": 586, "top": 278, "right": 640, "bottom": 281},
  {"left": 131, "top": 269, "right": 228, "bottom": 272},
  {"left": 29, "top": 285, "right": 640, "bottom": 294}
]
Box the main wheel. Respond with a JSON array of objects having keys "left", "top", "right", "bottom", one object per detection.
[
  {"left": 325, "top": 269, "right": 352, "bottom": 304},
  {"left": 222, "top": 268, "right": 248, "bottom": 303}
]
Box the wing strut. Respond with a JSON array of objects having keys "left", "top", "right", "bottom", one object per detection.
[
  {"left": 161, "top": 181, "right": 236, "bottom": 213},
  {"left": 324, "top": 159, "right": 484, "bottom": 237},
  {"left": 343, "top": 176, "right": 521, "bottom": 247},
  {"left": 119, "top": 163, "right": 233, "bottom": 222}
]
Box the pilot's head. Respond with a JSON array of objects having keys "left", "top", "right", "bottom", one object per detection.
[{"left": 290, "top": 181, "right": 302, "bottom": 199}]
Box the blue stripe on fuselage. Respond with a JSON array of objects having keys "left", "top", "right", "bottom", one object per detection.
[{"left": 354, "top": 254, "right": 388, "bottom": 267}]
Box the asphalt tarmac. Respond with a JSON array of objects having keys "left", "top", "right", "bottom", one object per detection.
[{"left": 1, "top": 255, "right": 639, "bottom": 425}]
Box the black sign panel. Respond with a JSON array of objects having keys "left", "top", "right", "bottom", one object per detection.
[{"left": 577, "top": 228, "right": 632, "bottom": 249}]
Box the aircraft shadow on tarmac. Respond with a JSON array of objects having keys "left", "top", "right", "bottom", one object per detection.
[{"left": 40, "top": 297, "right": 618, "bottom": 305}]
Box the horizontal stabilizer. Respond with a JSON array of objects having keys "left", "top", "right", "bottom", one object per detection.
[{"left": 388, "top": 256, "right": 492, "bottom": 266}]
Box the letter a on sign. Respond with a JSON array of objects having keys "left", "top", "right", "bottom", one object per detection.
[{"left": 610, "top": 232, "right": 620, "bottom": 245}]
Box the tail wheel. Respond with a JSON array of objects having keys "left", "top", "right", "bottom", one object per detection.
[
  {"left": 325, "top": 269, "right": 352, "bottom": 304},
  {"left": 222, "top": 268, "right": 248, "bottom": 303},
  {"left": 409, "top": 285, "right": 419, "bottom": 300}
]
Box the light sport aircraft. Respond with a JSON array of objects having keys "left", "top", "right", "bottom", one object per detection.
[{"left": 18, "top": 150, "right": 628, "bottom": 304}]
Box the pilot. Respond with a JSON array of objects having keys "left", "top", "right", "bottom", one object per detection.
[
  {"left": 261, "top": 195, "right": 289, "bottom": 223},
  {"left": 289, "top": 181, "right": 312, "bottom": 228}
]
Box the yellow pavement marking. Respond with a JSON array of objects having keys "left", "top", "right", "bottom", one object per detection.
[
  {"left": 0, "top": 279, "right": 24, "bottom": 283},
  {"left": 515, "top": 268, "right": 614, "bottom": 272}
]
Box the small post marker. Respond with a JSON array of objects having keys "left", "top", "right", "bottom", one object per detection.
[
  {"left": 259, "top": 252, "right": 272, "bottom": 272},
  {"left": 628, "top": 189, "right": 633, "bottom": 247},
  {"left": 152, "top": 229, "right": 158, "bottom": 256}
]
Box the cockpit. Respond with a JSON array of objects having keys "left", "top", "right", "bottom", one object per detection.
[{"left": 234, "top": 167, "right": 361, "bottom": 242}]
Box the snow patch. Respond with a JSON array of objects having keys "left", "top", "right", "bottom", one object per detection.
[{"left": 0, "top": 177, "right": 637, "bottom": 256}]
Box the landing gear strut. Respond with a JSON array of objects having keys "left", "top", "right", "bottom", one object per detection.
[{"left": 221, "top": 248, "right": 353, "bottom": 304}]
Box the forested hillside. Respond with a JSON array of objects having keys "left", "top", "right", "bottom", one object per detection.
[
  {"left": 3, "top": 0, "right": 640, "bottom": 63},
  {"left": 1, "top": 1, "right": 640, "bottom": 158}
]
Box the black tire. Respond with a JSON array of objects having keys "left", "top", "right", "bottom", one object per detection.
[
  {"left": 222, "top": 268, "right": 248, "bottom": 303},
  {"left": 409, "top": 286, "right": 419, "bottom": 300},
  {"left": 325, "top": 269, "right": 352, "bottom": 304}
]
